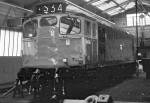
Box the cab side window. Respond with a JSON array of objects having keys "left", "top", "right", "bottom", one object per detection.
[
  {"left": 60, "top": 16, "right": 81, "bottom": 35},
  {"left": 23, "top": 20, "right": 38, "bottom": 38},
  {"left": 92, "top": 23, "right": 96, "bottom": 37},
  {"left": 85, "top": 20, "right": 91, "bottom": 36}
]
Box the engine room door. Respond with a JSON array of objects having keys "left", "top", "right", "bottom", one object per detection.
[
  {"left": 91, "top": 23, "right": 98, "bottom": 64},
  {"left": 98, "top": 25, "right": 106, "bottom": 64},
  {"left": 84, "top": 20, "right": 93, "bottom": 65}
]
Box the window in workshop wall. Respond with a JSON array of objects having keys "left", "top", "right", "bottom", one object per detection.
[
  {"left": 126, "top": 13, "right": 150, "bottom": 26},
  {"left": 0, "top": 29, "right": 22, "bottom": 56}
]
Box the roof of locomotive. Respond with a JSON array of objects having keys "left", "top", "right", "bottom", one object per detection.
[
  {"left": 71, "top": 12, "right": 130, "bottom": 34},
  {"left": 23, "top": 12, "right": 133, "bottom": 37},
  {"left": 24, "top": 11, "right": 115, "bottom": 27},
  {"left": 23, "top": 12, "right": 84, "bottom": 22}
]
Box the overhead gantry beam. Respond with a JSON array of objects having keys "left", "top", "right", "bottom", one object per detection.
[
  {"left": 87, "top": 0, "right": 126, "bottom": 10},
  {"left": 111, "top": 0, "right": 126, "bottom": 11},
  {"left": 103, "top": 0, "right": 131, "bottom": 13}
]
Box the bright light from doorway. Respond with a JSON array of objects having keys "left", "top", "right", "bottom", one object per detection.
[{"left": 0, "top": 29, "right": 22, "bottom": 56}]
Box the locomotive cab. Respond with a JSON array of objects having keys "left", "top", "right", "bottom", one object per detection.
[{"left": 22, "top": 14, "right": 86, "bottom": 69}]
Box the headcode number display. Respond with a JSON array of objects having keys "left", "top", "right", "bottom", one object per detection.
[{"left": 35, "top": 2, "right": 66, "bottom": 14}]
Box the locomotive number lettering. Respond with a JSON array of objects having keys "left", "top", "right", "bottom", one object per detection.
[
  {"left": 35, "top": 2, "right": 66, "bottom": 14},
  {"left": 43, "top": 6, "right": 48, "bottom": 14},
  {"left": 51, "top": 4, "right": 56, "bottom": 13},
  {"left": 58, "top": 4, "right": 63, "bottom": 11}
]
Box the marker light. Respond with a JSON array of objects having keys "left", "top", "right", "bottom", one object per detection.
[
  {"left": 63, "top": 58, "right": 67, "bottom": 63},
  {"left": 28, "top": 33, "right": 33, "bottom": 37}
]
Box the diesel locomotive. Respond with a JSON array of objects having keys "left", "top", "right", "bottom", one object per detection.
[{"left": 16, "top": 0, "right": 136, "bottom": 98}]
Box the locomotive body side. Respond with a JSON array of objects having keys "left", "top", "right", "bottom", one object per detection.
[
  {"left": 102, "top": 26, "right": 135, "bottom": 65},
  {"left": 22, "top": 12, "right": 136, "bottom": 70}
]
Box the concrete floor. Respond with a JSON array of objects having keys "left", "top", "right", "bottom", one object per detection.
[
  {"left": 97, "top": 72, "right": 150, "bottom": 102},
  {"left": 0, "top": 72, "right": 150, "bottom": 103}
]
